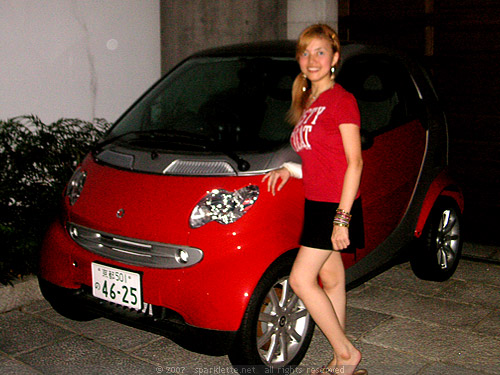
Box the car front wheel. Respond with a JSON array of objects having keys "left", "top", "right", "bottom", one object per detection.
[
  {"left": 410, "top": 197, "right": 463, "bottom": 281},
  {"left": 228, "top": 254, "right": 315, "bottom": 373}
]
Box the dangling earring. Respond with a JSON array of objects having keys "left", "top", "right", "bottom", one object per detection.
[
  {"left": 330, "top": 66, "right": 335, "bottom": 80},
  {"left": 302, "top": 73, "right": 308, "bottom": 92}
]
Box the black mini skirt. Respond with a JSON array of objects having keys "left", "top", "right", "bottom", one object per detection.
[{"left": 299, "top": 198, "right": 365, "bottom": 252}]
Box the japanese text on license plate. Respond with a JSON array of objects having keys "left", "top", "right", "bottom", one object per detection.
[{"left": 91, "top": 263, "right": 142, "bottom": 310}]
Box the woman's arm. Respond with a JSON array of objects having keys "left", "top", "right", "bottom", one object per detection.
[
  {"left": 338, "top": 123, "right": 363, "bottom": 211},
  {"left": 332, "top": 123, "right": 363, "bottom": 250}
]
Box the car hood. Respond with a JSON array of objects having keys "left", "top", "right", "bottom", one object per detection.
[
  {"left": 67, "top": 155, "right": 203, "bottom": 245},
  {"left": 66, "top": 153, "right": 295, "bottom": 246}
]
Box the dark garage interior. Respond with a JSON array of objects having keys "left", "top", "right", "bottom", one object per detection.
[{"left": 339, "top": 0, "right": 500, "bottom": 245}]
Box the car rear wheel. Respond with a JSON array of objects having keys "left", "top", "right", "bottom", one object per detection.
[
  {"left": 410, "top": 197, "right": 462, "bottom": 281},
  {"left": 228, "top": 255, "right": 315, "bottom": 373}
]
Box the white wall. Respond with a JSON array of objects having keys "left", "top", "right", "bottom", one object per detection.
[{"left": 0, "top": 0, "right": 161, "bottom": 123}]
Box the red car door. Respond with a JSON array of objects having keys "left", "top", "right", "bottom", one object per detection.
[{"left": 338, "top": 55, "right": 427, "bottom": 259}]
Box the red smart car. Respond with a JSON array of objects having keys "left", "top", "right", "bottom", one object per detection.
[{"left": 39, "top": 41, "right": 464, "bottom": 370}]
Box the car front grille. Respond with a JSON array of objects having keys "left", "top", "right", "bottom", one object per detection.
[{"left": 67, "top": 222, "right": 203, "bottom": 268}]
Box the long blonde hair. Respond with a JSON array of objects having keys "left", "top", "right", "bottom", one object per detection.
[{"left": 287, "top": 24, "right": 341, "bottom": 125}]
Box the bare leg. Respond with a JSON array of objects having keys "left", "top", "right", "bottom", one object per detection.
[
  {"left": 319, "top": 251, "right": 346, "bottom": 330},
  {"left": 289, "top": 246, "right": 362, "bottom": 374},
  {"left": 318, "top": 251, "right": 347, "bottom": 369}
]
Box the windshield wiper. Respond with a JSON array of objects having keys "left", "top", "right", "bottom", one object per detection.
[
  {"left": 189, "top": 132, "right": 251, "bottom": 172},
  {"left": 220, "top": 148, "right": 250, "bottom": 171}
]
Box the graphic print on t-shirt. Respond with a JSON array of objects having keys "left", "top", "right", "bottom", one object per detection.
[
  {"left": 291, "top": 106, "right": 326, "bottom": 152},
  {"left": 288, "top": 85, "right": 360, "bottom": 203}
]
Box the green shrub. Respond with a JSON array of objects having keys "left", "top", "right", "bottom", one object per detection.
[{"left": 0, "top": 115, "right": 111, "bottom": 285}]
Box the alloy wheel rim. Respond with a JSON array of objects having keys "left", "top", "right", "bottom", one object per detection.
[
  {"left": 257, "top": 277, "right": 311, "bottom": 367},
  {"left": 436, "top": 208, "right": 461, "bottom": 270}
]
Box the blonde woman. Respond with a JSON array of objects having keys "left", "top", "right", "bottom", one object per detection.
[{"left": 263, "top": 24, "right": 366, "bottom": 375}]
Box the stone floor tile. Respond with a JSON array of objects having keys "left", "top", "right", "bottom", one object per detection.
[
  {"left": 300, "top": 326, "right": 332, "bottom": 368},
  {"left": 35, "top": 308, "right": 160, "bottom": 351},
  {"left": 361, "top": 317, "right": 500, "bottom": 372},
  {"left": 345, "top": 306, "right": 392, "bottom": 340},
  {"left": 0, "top": 276, "right": 43, "bottom": 314},
  {"left": 350, "top": 342, "right": 427, "bottom": 375},
  {"left": 131, "top": 336, "right": 232, "bottom": 368},
  {"left": 17, "top": 335, "right": 156, "bottom": 375},
  {"left": 20, "top": 299, "right": 52, "bottom": 314},
  {"left": 452, "top": 260, "right": 500, "bottom": 287},
  {"left": 64, "top": 318, "right": 160, "bottom": 351},
  {"left": 0, "top": 310, "right": 74, "bottom": 355},
  {"left": 0, "top": 357, "right": 41, "bottom": 375},
  {"left": 437, "top": 279, "right": 500, "bottom": 309},
  {"left": 417, "top": 361, "right": 494, "bottom": 375},
  {"left": 365, "top": 262, "right": 454, "bottom": 297},
  {"left": 347, "top": 284, "right": 491, "bottom": 329},
  {"left": 34, "top": 305, "right": 94, "bottom": 330},
  {"left": 462, "top": 243, "right": 499, "bottom": 260},
  {"left": 301, "top": 329, "right": 401, "bottom": 373},
  {"left": 474, "top": 309, "right": 500, "bottom": 337}
]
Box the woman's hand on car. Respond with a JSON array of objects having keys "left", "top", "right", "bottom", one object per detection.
[{"left": 262, "top": 167, "right": 291, "bottom": 196}]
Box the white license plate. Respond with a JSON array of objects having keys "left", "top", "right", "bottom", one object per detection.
[{"left": 91, "top": 263, "right": 142, "bottom": 310}]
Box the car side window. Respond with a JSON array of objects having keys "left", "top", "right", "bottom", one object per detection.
[{"left": 337, "top": 54, "right": 421, "bottom": 135}]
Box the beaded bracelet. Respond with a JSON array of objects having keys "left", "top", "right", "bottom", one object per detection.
[
  {"left": 336, "top": 208, "right": 352, "bottom": 218},
  {"left": 333, "top": 221, "right": 349, "bottom": 228},
  {"left": 333, "top": 208, "right": 352, "bottom": 228}
]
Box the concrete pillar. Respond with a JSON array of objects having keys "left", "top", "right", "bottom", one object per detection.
[
  {"left": 160, "top": 0, "right": 287, "bottom": 73},
  {"left": 287, "top": 0, "right": 338, "bottom": 40}
]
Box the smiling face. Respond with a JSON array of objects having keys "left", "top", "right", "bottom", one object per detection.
[{"left": 298, "top": 37, "right": 339, "bottom": 89}]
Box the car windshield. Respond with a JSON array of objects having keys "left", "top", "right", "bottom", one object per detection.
[{"left": 105, "top": 56, "right": 299, "bottom": 152}]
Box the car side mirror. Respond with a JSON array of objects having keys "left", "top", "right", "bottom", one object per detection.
[{"left": 361, "top": 130, "right": 374, "bottom": 150}]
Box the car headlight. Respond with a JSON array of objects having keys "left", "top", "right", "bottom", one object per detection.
[
  {"left": 189, "top": 185, "right": 259, "bottom": 228},
  {"left": 65, "top": 167, "right": 87, "bottom": 206}
]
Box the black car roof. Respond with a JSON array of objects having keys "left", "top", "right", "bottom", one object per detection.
[
  {"left": 187, "top": 40, "right": 375, "bottom": 65},
  {"left": 189, "top": 40, "right": 298, "bottom": 59},
  {"left": 187, "top": 40, "right": 417, "bottom": 70}
]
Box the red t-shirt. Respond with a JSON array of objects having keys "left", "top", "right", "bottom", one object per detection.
[{"left": 290, "top": 84, "right": 360, "bottom": 203}]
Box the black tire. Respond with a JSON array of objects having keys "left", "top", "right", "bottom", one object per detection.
[
  {"left": 38, "top": 277, "right": 98, "bottom": 321},
  {"left": 410, "top": 197, "right": 463, "bottom": 281},
  {"left": 228, "top": 254, "right": 315, "bottom": 374}
]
